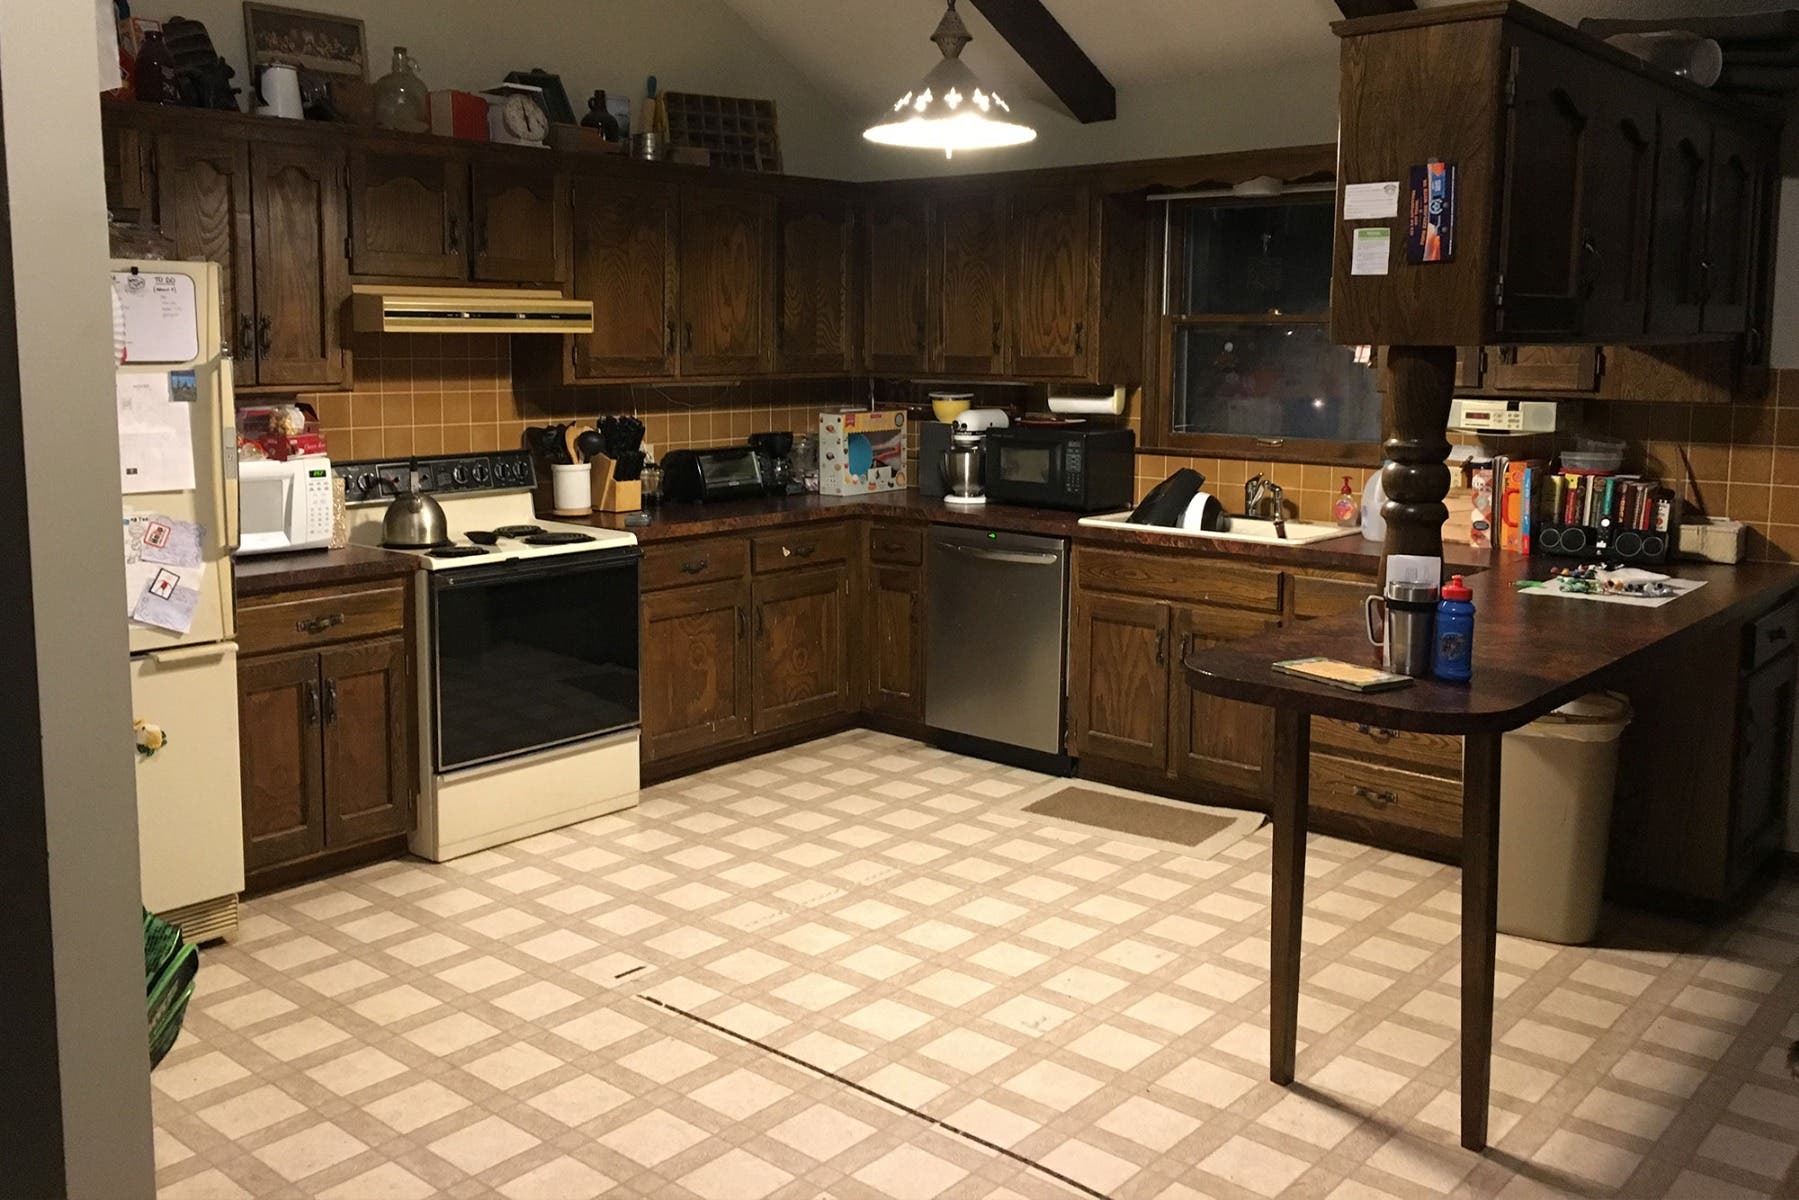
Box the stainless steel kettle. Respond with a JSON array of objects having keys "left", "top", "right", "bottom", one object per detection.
[{"left": 382, "top": 476, "right": 448, "bottom": 548}]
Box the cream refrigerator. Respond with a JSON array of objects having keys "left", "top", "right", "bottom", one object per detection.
[{"left": 115, "top": 260, "right": 244, "bottom": 942}]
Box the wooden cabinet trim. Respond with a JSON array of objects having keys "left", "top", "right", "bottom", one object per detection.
[
  {"left": 237, "top": 581, "right": 406, "bottom": 656},
  {"left": 641, "top": 536, "right": 751, "bottom": 592}
]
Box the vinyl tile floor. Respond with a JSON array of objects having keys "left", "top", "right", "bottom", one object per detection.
[{"left": 153, "top": 731, "right": 1799, "bottom": 1199}]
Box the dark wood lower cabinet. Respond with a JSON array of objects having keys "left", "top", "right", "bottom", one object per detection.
[
  {"left": 1172, "top": 605, "right": 1277, "bottom": 796},
  {"left": 320, "top": 637, "right": 412, "bottom": 848},
  {"left": 753, "top": 566, "right": 850, "bottom": 732},
  {"left": 640, "top": 580, "right": 752, "bottom": 759},
  {"left": 239, "top": 649, "right": 326, "bottom": 871},
  {"left": 1069, "top": 592, "right": 1169, "bottom": 769},
  {"left": 863, "top": 564, "right": 925, "bottom": 721}
]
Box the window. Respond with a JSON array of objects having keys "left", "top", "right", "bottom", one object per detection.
[{"left": 1148, "top": 194, "right": 1381, "bottom": 463}]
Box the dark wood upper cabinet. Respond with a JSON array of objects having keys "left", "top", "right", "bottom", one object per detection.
[
  {"left": 1579, "top": 83, "right": 1659, "bottom": 341},
  {"left": 863, "top": 194, "right": 930, "bottom": 375},
  {"left": 776, "top": 193, "right": 856, "bottom": 374},
  {"left": 320, "top": 637, "right": 411, "bottom": 848},
  {"left": 347, "top": 144, "right": 467, "bottom": 279},
  {"left": 932, "top": 192, "right": 1008, "bottom": 376},
  {"left": 1700, "top": 122, "right": 1766, "bottom": 337},
  {"left": 752, "top": 565, "right": 849, "bottom": 733},
  {"left": 250, "top": 140, "right": 349, "bottom": 388},
  {"left": 1011, "top": 185, "right": 1092, "bottom": 378},
  {"left": 641, "top": 579, "right": 752, "bottom": 761},
  {"left": 239, "top": 649, "right": 326, "bottom": 872},
  {"left": 679, "top": 185, "right": 776, "bottom": 377},
  {"left": 1647, "top": 107, "right": 1712, "bottom": 339},
  {"left": 472, "top": 158, "right": 568, "bottom": 284},
  {"left": 569, "top": 175, "right": 678, "bottom": 380},
  {"left": 1068, "top": 591, "right": 1168, "bottom": 769},
  {"left": 153, "top": 132, "right": 255, "bottom": 385}
]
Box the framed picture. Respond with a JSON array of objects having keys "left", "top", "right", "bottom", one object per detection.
[{"left": 243, "top": 3, "right": 368, "bottom": 80}]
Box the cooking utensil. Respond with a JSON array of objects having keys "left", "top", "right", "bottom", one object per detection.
[
  {"left": 466, "top": 529, "right": 499, "bottom": 545},
  {"left": 577, "top": 429, "right": 605, "bottom": 462},
  {"left": 382, "top": 472, "right": 449, "bottom": 548},
  {"left": 564, "top": 424, "right": 584, "bottom": 464}
]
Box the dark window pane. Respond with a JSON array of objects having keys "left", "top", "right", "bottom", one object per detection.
[
  {"left": 1181, "top": 200, "right": 1334, "bottom": 315},
  {"left": 1171, "top": 324, "right": 1381, "bottom": 443}
]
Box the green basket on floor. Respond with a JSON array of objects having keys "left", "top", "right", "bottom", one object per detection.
[{"left": 144, "top": 908, "right": 197, "bottom": 1068}]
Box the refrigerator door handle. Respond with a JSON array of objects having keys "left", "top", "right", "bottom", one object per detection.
[
  {"left": 146, "top": 643, "right": 235, "bottom": 667},
  {"left": 213, "top": 357, "right": 239, "bottom": 555}
]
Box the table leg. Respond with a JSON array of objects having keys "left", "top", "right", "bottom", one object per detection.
[
  {"left": 1269, "top": 708, "right": 1310, "bottom": 1086},
  {"left": 1461, "top": 731, "right": 1503, "bottom": 1152}
]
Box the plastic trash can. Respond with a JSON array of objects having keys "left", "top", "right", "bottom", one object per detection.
[{"left": 1496, "top": 692, "right": 1632, "bottom": 944}]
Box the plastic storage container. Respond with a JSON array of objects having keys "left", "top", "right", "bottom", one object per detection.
[
  {"left": 1558, "top": 435, "right": 1627, "bottom": 474},
  {"left": 1497, "top": 692, "right": 1632, "bottom": 944}
]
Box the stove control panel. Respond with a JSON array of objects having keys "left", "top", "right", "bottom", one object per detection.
[{"left": 335, "top": 452, "right": 538, "bottom": 502}]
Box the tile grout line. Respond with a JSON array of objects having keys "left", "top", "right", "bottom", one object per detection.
[{"left": 634, "top": 993, "right": 1103, "bottom": 1200}]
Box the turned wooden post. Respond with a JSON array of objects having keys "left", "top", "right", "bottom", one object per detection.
[{"left": 1380, "top": 346, "right": 1457, "bottom": 577}]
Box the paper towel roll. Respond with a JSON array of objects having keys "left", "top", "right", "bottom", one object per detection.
[{"left": 1048, "top": 386, "right": 1126, "bottom": 416}]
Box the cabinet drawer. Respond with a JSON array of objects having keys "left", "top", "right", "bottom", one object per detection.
[
  {"left": 1746, "top": 598, "right": 1798, "bottom": 670},
  {"left": 1075, "top": 547, "right": 1281, "bottom": 613},
  {"left": 237, "top": 581, "right": 406, "bottom": 656},
  {"left": 1312, "top": 718, "right": 1462, "bottom": 777},
  {"left": 1310, "top": 753, "right": 1462, "bottom": 840},
  {"left": 1291, "top": 572, "right": 1376, "bottom": 621},
  {"left": 868, "top": 522, "right": 924, "bottom": 566},
  {"left": 641, "top": 537, "right": 749, "bottom": 592},
  {"left": 752, "top": 523, "right": 850, "bottom": 573}
]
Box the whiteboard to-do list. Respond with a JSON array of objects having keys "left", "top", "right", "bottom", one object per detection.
[{"left": 112, "top": 271, "right": 199, "bottom": 364}]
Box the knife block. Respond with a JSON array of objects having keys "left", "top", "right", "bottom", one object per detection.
[{"left": 592, "top": 455, "right": 641, "bottom": 513}]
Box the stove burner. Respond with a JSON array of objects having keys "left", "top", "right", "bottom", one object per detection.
[
  {"left": 524, "top": 531, "right": 596, "bottom": 546},
  {"left": 427, "top": 545, "right": 492, "bottom": 559},
  {"left": 493, "top": 524, "right": 545, "bottom": 539},
  {"left": 464, "top": 530, "right": 500, "bottom": 546}
]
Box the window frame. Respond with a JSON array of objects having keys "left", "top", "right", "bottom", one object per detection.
[{"left": 1141, "top": 193, "right": 1383, "bottom": 467}]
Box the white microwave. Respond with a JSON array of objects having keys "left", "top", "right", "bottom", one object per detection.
[{"left": 236, "top": 456, "right": 335, "bottom": 556}]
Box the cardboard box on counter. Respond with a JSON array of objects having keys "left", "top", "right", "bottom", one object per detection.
[{"left": 820, "top": 410, "right": 906, "bottom": 495}]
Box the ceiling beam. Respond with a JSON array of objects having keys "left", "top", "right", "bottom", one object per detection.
[
  {"left": 964, "top": 0, "right": 1116, "bottom": 124},
  {"left": 1335, "top": 0, "right": 1418, "bottom": 17}
]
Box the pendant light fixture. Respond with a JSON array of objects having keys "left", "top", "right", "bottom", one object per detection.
[{"left": 863, "top": 0, "right": 1036, "bottom": 159}]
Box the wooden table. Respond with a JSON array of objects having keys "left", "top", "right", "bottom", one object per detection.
[{"left": 1183, "top": 554, "right": 1799, "bottom": 1151}]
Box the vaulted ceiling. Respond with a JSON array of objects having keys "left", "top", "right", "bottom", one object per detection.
[{"left": 720, "top": 0, "right": 1790, "bottom": 120}]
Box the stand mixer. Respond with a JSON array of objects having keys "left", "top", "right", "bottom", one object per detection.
[{"left": 940, "top": 408, "right": 1009, "bottom": 506}]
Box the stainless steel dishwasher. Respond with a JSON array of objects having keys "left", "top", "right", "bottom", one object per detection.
[{"left": 926, "top": 525, "right": 1071, "bottom": 771}]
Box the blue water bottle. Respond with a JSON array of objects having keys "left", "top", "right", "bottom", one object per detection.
[{"left": 1433, "top": 575, "right": 1475, "bottom": 681}]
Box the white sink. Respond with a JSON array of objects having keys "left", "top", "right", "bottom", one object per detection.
[{"left": 1077, "top": 510, "right": 1361, "bottom": 546}]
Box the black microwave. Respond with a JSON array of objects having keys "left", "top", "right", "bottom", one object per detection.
[{"left": 984, "top": 427, "right": 1135, "bottom": 512}]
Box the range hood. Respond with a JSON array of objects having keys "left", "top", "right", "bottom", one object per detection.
[{"left": 350, "top": 285, "right": 593, "bottom": 334}]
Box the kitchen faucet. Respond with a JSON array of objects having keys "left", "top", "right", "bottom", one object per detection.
[{"left": 1245, "top": 473, "right": 1289, "bottom": 539}]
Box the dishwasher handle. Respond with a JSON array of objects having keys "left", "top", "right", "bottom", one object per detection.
[{"left": 937, "top": 542, "right": 1061, "bottom": 567}]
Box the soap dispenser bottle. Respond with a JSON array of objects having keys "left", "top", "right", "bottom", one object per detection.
[{"left": 1334, "top": 475, "right": 1358, "bottom": 526}]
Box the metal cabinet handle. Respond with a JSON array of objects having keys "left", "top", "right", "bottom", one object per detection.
[
  {"left": 1178, "top": 632, "right": 1192, "bottom": 660},
  {"left": 666, "top": 320, "right": 676, "bottom": 356},
  {"left": 1353, "top": 723, "right": 1396, "bottom": 742},
  {"left": 680, "top": 558, "right": 709, "bottom": 575},
  {"left": 991, "top": 317, "right": 1001, "bottom": 355},
  {"left": 237, "top": 313, "right": 256, "bottom": 359},
  {"left": 1154, "top": 629, "right": 1166, "bottom": 666},
  {"left": 304, "top": 681, "right": 320, "bottom": 727},
  {"left": 257, "top": 315, "right": 273, "bottom": 356},
  {"left": 785, "top": 544, "right": 816, "bottom": 559},
  {"left": 684, "top": 321, "right": 695, "bottom": 353},
  {"left": 295, "top": 612, "right": 345, "bottom": 635},
  {"left": 323, "top": 679, "right": 339, "bottom": 724},
  {"left": 1351, "top": 785, "right": 1398, "bottom": 808},
  {"left": 1697, "top": 258, "right": 1714, "bottom": 304},
  {"left": 447, "top": 214, "right": 461, "bottom": 253},
  {"left": 1578, "top": 234, "right": 1601, "bottom": 298},
  {"left": 737, "top": 606, "right": 746, "bottom": 639},
  {"left": 1073, "top": 320, "right": 1085, "bottom": 356}
]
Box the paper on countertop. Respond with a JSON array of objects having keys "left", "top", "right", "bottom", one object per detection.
[
  {"left": 1520, "top": 571, "right": 1705, "bottom": 609},
  {"left": 111, "top": 271, "right": 199, "bottom": 363},
  {"left": 117, "top": 372, "right": 195, "bottom": 494},
  {"left": 1351, "top": 227, "right": 1392, "bottom": 276},
  {"left": 124, "top": 514, "right": 207, "bottom": 634},
  {"left": 1342, "top": 181, "right": 1401, "bottom": 220}
]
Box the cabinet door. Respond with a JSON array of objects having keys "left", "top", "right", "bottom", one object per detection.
[
  {"left": 1647, "top": 109, "right": 1712, "bottom": 338},
  {"left": 1579, "top": 86, "right": 1658, "bottom": 340},
  {"left": 238, "top": 650, "right": 325, "bottom": 871},
  {"left": 1485, "top": 345, "right": 1599, "bottom": 392},
  {"left": 1495, "top": 39, "right": 1595, "bottom": 337},
  {"left": 1068, "top": 592, "right": 1168, "bottom": 769},
  {"left": 864, "top": 194, "right": 929, "bottom": 374},
  {"left": 863, "top": 564, "right": 925, "bottom": 720},
  {"left": 154, "top": 132, "right": 255, "bottom": 385},
  {"left": 473, "top": 159, "right": 568, "bottom": 284},
  {"left": 776, "top": 193, "right": 856, "bottom": 373},
  {"left": 932, "top": 192, "right": 1007, "bottom": 376},
  {"left": 1731, "top": 650, "right": 1794, "bottom": 886},
  {"left": 570, "top": 175, "right": 678, "bottom": 379},
  {"left": 1010, "top": 185, "right": 1091, "bottom": 378},
  {"left": 1700, "top": 123, "right": 1765, "bottom": 336},
  {"left": 321, "top": 637, "right": 411, "bottom": 847},
  {"left": 680, "top": 185, "right": 776, "bottom": 377},
  {"left": 348, "top": 145, "right": 468, "bottom": 278},
  {"left": 641, "top": 580, "right": 752, "bottom": 761},
  {"left": 250, "top": 141, "right": 349, "bottom": 387},
  {"left": 752, "top": 566, "right": 850, "bottom": 733},
  {"left": 1172, "top": 605, "right": 1278, "bottom": 799}
]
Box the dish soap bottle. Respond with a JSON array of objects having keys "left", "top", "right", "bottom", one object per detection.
[
  {"left": 1433, "top": 575, "right": 1475, "bottom": 682},
  {"left": 1334, "top": 475, "right": 1358, "bottom": 527}
]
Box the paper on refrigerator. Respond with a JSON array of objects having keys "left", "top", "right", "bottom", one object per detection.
[
  {"left": 124, "top": 514, "right": 207, "bottom": 635},
  {"left": 117, "top": 372, "right": 196, "bottom": 493}
]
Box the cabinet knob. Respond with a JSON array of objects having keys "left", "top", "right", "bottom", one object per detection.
[
  {"left": 1350, "top": 784, "right": 1397, "bottom": 808},
  {"left": 1154, "top": 628, "right": 1166, "bottom": 666},
  {"left": 447, "top": 214, "right": 461, "bottom": 253},
  {"left": 991, "top": 317, "right": 1002, "bottom": 356},
  {"left": 684, "top": 321, "right": 695, "bottom": 354},
  {"left": 295, "top": 612, "right": 345, "bottom": 635},
  {"left": 666, "top": 320, "right": 676, "bottom": 356},
  {"left": 323, "top": 679, "right": 339, "bottom": 724},
  {"left": 1073, "top": 320, "right": 1085, "bottom": 356},
  {"left": 237, "top": 314, "right": 256, "bottom": 360},
  {"left": 680, "top": 558, "right": 709, "bottom": 575},
  {"left": 304, "top": 681, "right": 320, "bottom": 727}
]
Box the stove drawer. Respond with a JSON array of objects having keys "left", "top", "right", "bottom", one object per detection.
[
  {"left": 238, "top": 581, "right": 406, "bottom": 655},
  {"left": 641, "top": 537, "right": 749, "bottom": 592}
]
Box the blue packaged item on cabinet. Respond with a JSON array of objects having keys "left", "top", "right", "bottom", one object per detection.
[{"left": 1432, "top": 574, "right": 1475, "bottom": 681}]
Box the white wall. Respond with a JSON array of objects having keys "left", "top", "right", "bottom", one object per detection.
[
  {"left": 854, "top": 53, "right": 1341, "bottom": 180},
  {"left": 142, "top": 0, "right": 868, "bottom": 178}
]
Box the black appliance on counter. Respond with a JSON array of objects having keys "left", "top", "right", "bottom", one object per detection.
[
  {"left": 747, "top": 431, "right": 800, "bottom": 495},
  {"left": 917, "top": 420, "right": 954, "bottom": 498},
  {"left": 659, "top": 447, "right": 769, "bottom": 503},
  {"left": 983, "top": 426, "right": 1135, "bottom": 512}
]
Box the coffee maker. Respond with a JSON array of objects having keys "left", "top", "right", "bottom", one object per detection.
[
  {"left": 938, "top": 409, "right": 1009, "bottom": 505},
  {"left": 747, "top": 431, "right": 798, "bottom": 495}
]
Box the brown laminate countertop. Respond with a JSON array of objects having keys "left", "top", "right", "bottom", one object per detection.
[
  {"left": 232, "top": 545, "right": 415, "bottom": 599},
  {"left": 562, "top": 490, "right": 1495, "bottom": 575},
  {"left": 1184, "top": 553, "right": 1799, "bottom": 734}
]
